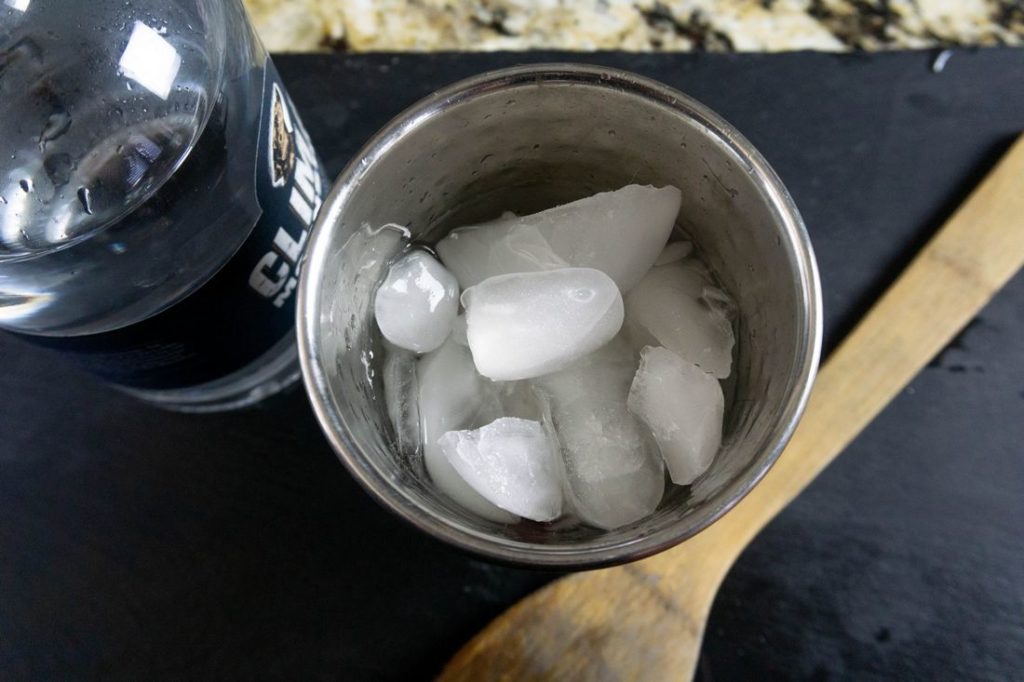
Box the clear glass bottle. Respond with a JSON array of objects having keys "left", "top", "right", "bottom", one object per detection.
[{"left": 0, "top": 0, "right": 328, "bottom": 411}]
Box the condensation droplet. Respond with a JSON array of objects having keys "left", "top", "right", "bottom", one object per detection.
[
  {"left": 38, "top": 111, "right": 72, "bottom": 150},
  {"left": 77, "top": 187, "right": 93, "bottom": 214}
]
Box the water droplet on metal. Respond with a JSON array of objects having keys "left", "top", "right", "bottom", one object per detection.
[
  {"left": 19, "top": 179, "right": 32, "bottom": 193},
  {"left": 44, "top": 153, "right": 73, "bottom": 187},
  {"left": 38, "top": 111, "right": 72, "bottom": 151},
  {"left": 77, "top": 187, "right": 93, "bottom": 214}
]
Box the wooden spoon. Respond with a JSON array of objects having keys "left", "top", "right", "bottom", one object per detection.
[{"left": 439, "top": 135, "right": 1024, "bottom": 682}]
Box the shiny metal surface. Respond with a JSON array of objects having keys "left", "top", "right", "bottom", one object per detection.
[{"left": 297, "top": 64, "right": 822, "bottom": 568}]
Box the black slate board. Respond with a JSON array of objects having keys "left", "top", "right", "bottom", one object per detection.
[{"left": 1, "top": 49, "right": 1022, "bottom": 681}]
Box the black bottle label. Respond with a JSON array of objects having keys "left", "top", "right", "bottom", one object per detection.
[{"left": 19, "top": 60, "right": 328, "bottom": 391}]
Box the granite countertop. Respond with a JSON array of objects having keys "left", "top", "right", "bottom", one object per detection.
[{"left": 244, "top": 0, "right": 1023, "bottom": 53}]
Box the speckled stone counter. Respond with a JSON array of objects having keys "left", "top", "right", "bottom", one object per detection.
[{"left": 244, "top": 0, "right": 1023, "bottom": 53}]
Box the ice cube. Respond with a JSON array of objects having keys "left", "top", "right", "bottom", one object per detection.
[
  {"left": 436, "top": 222, "right": 567, "bottom": 290},
  {"left": 382, "top": 343, "right": 420, "bottom": 457},
  {"left": 655, "top": 240, "right": 694, "bottom": 266},
  {"left": 450, "top": 313, "right": 469, "bottom": 347},
  {"left": 463, "top": 268, "right": 624, "bottom": 380},
  {"left": 533, "top": 184, "right": 681, "bottom": 291},
  {"left": 495, "top": 381, "right": 542, "bottom": 420},
  {"left": 535, "top": 337, "right": 665, "bottom": 529},
  {"left": 418, "top": 340, "right": 516, "bottom": 522},
  {"left": 439, "top": 417, "right": 563, "bottom": 522},
  {"left": 423, "top": 446, "right": 517, "bottom": 523},
  {"left": 680, "top": 257, "right": 713, "bottom": 283},
  {"left": 627, "top": 346, "right": 724, "bottom": 485},
  {"left": 374, "top": 249, "right": 459, "bottom": 353},
  {"left": 624, "top": 260, "right": 735, "bottom": 378},
  {"left": 437, "top": 184, "right": 681, "bottom": 291},
  {"left": 418, "top": 340, "right": 500, "bottom": 436},
  {"left": 701, "top": 284, "right": 739, "bottom": 323},
  {"left": 534, "top": 335, "right": 637, "bottom": 409}
]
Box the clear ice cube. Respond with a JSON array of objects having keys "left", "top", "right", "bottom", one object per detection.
[
  {"left": 463, "top": 268, "right": 624, "bottom": 380},
  {"left": 627, "top": 346, "right": 724, "bottom": 485},
  {"left": 701, "top": 284, "right": 739, "bottom": 323},
  {"left": 382, "top": 343, "right": 420, "bottom": 458},
  {"left": 374, "top": 249, "right": 459, "bottom": 353},
  {"left": 436, "top": 184, "right": 681, "bottom": 291},
  {"left": 436, "top": 222, "right": 567, "bottom": 290},
  {"left": 654, "top": 240, "right": 694, "bottom": 266},
  {"left": 535, "top": 337, "right": 665, "bottom": 529},
  {"left": 450, "top": 313, "right": 469, "bottom": 347},
  {"left": 417, "top": 339, "right": 516, "bottom": 522},
  {"left": 439, "top": 417, "right": 563, "bottom": 522},
  {"left": 496, "top": 381, "right": 543, "bottom": 420},
  {"left": 531, "top": 184, "right": 681, "bottom": 291},
  {"left": 624, "top": 260, "right": 735, "bottom": 378}
]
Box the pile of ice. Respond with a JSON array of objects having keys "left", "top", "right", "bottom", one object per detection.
[{"left": 373, "top": 184, "right": 735, "bottom": 530}]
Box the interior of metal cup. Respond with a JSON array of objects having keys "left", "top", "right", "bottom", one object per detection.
[{"left": 299, "top": 64, "right": 821, "bottom": 568}]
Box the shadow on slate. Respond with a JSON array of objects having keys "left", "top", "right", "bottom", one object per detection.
[{"left": 0, "top": 49, "right": 1021, "bottom": 680}]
